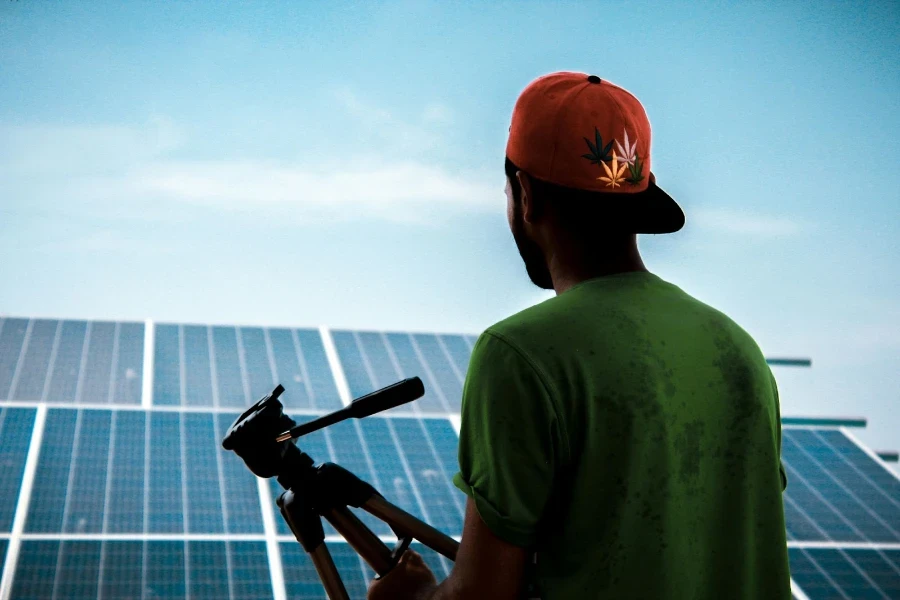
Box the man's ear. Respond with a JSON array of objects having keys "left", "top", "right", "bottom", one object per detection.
[{"left": 515, "top": 170, "right": 540, "bottom": 224}]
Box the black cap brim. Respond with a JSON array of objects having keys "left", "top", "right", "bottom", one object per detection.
[{"left": 619, "top": 173, "right": 684, "bottom": 234}]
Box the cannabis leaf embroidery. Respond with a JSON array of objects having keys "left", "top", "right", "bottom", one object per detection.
[
  {"left": 581, "top": 127, "right": 614, "bottom": 166},
  {"left": 625, "top": 155, "right": 645, "bottom": 185},
  {"left": 615, "top": 128, "right": 637, "bottom": 166},
  {"left": 598, "top": 149, "right": 627, "bottom": 188}
]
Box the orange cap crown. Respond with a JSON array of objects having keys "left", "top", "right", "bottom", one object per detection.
[{"left": 506, "top": 71, "right": 653, "bottom": 194}]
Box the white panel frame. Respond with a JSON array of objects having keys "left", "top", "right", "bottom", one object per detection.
[
  {"left": 319, "top": 326, "right": 352, "bottom": 407},
  {"left": 257, "top": 478, "right": 287, "bottom": 600},
  {"left": 141, "top": 320, "right": 154, "bottom": 408},
  {"left": 841, "top": 427, "right": 900, "bottom": 483},
  {"left": 0, "top": 404, "right": 48, "bottom": 600},
  {"left": 790, "top": 578, "right": 812, "bottom": 600}
]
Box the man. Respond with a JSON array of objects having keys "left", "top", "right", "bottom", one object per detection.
[{"left": 368, "top": 72, "right": 790, "bottom": 600}]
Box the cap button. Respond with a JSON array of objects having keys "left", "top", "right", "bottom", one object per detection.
[{"left": 587, "top": 75, "right": 602, "bottom": 84}]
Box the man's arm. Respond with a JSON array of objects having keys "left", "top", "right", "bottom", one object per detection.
[{"left": 367, "top": 498, "right": 529, "bottom": 600}]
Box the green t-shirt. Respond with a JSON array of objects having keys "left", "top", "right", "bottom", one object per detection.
[{"left": 453, "top": 271, "right": 790, "bottom": 599}]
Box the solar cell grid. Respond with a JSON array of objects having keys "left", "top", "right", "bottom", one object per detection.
[
  {"left": 99, "top": 539, "right": 143, "bottom": 598},
  {"left": 10, "top": 319, "right": 57, "bottom": 401},
  {"left": 359, "top": 418, "right": 426, "bottom": 523},
  {"left": 0, "top": 407, "right": 36, "bottom": 532},
  {"left": 145, "top": 540, "right": 186, "bottom": 598},
  {"left": 12, "top": 540, "right": 273, "bottom": 600},
  {"left": 280, "top": 541, "right": 370, "bottom": 600},
  {"left": 24, "top": 408, "right": 265, "bottom": 536},
  {"left": 384, "top": 332, "right": 447, "bottom": 413},
  {"left": 230, "top": 541, "right": 275, "bottom": 599},
  {"left": 269, "top": 328, "right": 310, "bottom": 407},
  {"left": 63, "top": 409, "right": 111, "bottom": 533},
  {"left": 184, "top": 324, "right": 215, "bottom": 407},
  {"left": 331, "top": 330, "right": 475, "bottom": 415},
  {"left": 294, "top": 329, "right": 344, "bottom": 410},
  {"left": 330, "top": 330, "right": 371, "bottom": 400},
  {"left": 184, "top": 412, "right": 227, "bottom": 533},
  {"left": 819, "top": 430, "right": 900, "bottom": 503},
  {"left": 113, "top": 322, "right": 144, "bottom": 404},
  {"left": 0, "top": 318, "right": 29, "bottom": 398},
  {"left": 26, "top": 408, "right": 78, "bottom": 533},
  {"left": 212, "top": 326, "right": 248, "bottom": 408},
  {"left": 412, "top": 333, "right": 464, "bottom": 409},
  {"left": 11, "top": 539, "right": 60, "bottom": 599},
  {"left": 326, "top": 419, "right": 393, "bottom": 537},
  {"left": 0, "top": 318, "right": 146, "bottom": 405},
  {"left": 793, "top": 429, "right": 900, "bottom": 542},
  {"left": 154, "top": 324, "right": 181, "bottom": 406},
  {"left": 391, "top": 418, "right": 463, "bottom": 533},
  {"left": 436, "top": 334, "right": 471, "bottom": 383},
  {"left": 78, "top": 322, "right": 117, "bottom": 404},
  {"left": 153, "top": 324, "right": 343, "bottom": 410},
  {"left": 0, "top": 538, "right": 8, "bottom": 579},
  {"left": 148, "top": 411, "right": 184, "bottom": 533},
  {"left": 239, "top": 327, "right": 275, "bottom": 404},
  {"left": 44, "top": 320, "right": 87, "bottom": 403},
  {"left": 784, "top": 428, "right": 900, "bottom": 543},
  {"left": 789, "top": 548, "right": 900, "bottom": 600},
  {"left": 106, "top": 410, "right": 146, "bottom": 533}
]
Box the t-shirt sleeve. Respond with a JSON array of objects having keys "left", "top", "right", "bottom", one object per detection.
[
  {"left": 770, "top": 368, "right": 788, "bottom": 491},
  {"left": 452, "top": 330, "right": 566, "bottom": 548}
]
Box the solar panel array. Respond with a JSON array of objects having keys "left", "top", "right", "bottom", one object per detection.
[{"left": 0, "top": 316, "right": 898, "bottom": 599}]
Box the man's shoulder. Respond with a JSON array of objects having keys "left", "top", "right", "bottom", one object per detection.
[{"left": 479, "top": 295, "right": 564, "bottom": 351}]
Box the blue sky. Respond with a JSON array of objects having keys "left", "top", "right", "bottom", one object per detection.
[{"left": 1, "top": 1, "right": 898, "bottom": 461}]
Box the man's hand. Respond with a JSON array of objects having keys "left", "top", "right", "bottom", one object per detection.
[
  {"left": 367, "top": 499, "right": 529, "bottom": 600},
  {"left": 367, "top": 550, "right": 438, "bottom": 600}
]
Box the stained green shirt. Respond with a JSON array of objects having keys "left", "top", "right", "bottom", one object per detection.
[{"left": 453, "top": 271, "right": 790, "bottom": 599}]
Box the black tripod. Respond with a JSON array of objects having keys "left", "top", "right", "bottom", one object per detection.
[{"left": 222, "top": 378, "right": 460, "bottom": 600}]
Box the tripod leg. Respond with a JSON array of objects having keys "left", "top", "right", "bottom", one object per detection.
[
  {"left": 324, "top": 506, "right": 395, "bottom": 575},
  {"left": 309, "top": 545, "right": 351, "bottom": 600},
  {"left": 363, "top": 494, "right": 460, "bottom": 561},
  {"left": 279, "top": 489, "right": 351, "bottom": 600}
]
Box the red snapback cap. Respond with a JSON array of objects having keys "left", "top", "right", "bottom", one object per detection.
[{"left": 507, "top": 71, "right": 684, "bottom": 234}]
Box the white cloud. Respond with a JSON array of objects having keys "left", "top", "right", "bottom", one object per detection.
[
  {"left": 1, "top": 113, "right": 500, "bottom": 224},
  {"left": 0, "top": 116, "right": 184, "bottom": 177},
  {"left": 690, "top": 208, "right": 804, "bottom": 236},
  {"left": 128, "top": 157, "right": 499, "bottom": 221}
]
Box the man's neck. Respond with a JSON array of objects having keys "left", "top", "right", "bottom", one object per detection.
[{"left": 546, "top": 243, "right": 648, "bottom": 295}]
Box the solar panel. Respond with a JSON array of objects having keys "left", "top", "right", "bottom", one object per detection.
[
  {"left": 783, "top": 428, "right": 900, "bottom": 543},
  {"left": 331, "top": 330, "right": 471, "bottom": 414},
  {"left": 11, "top": 540, "right": 272, "bottom": 600},
  {"left": 0, "top": 318, "right": 143, "bottom": 404},
  {"left": 0, "top": 407, "right": 35, "bottom": 532},
  {"left": 3, "top": 317, "right": 900, "bottom": 600},
  {"left": 0, "top": 318, "right": 29, "bottom": 397},
  {"left": 25, "top": 408, "right": 264, "bottom": 535},
  {"left": 789, "top": 548, "right": 900, "bottom": 599},
  {"left": 154, "top": 324, "right": 343, "bottom": 410}
]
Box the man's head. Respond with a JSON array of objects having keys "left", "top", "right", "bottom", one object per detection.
[
  {"left": 504, "top": 72, "right": 684, "bottom": 290},
  {"left": 505, "top": 157, "right": 636, "bottom": 290}
]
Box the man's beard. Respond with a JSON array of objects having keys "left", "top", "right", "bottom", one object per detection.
[{"left": 511, "top": 204, "right": 554, "bottom": 290}]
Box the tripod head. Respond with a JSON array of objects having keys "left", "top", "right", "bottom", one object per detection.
[{"left": 221, "top": 377, "right": 425, "bottom": 482}]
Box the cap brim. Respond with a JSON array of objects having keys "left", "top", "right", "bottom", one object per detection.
[{"left": 621, "top": 173, "right": 684, "bottom": 234}]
